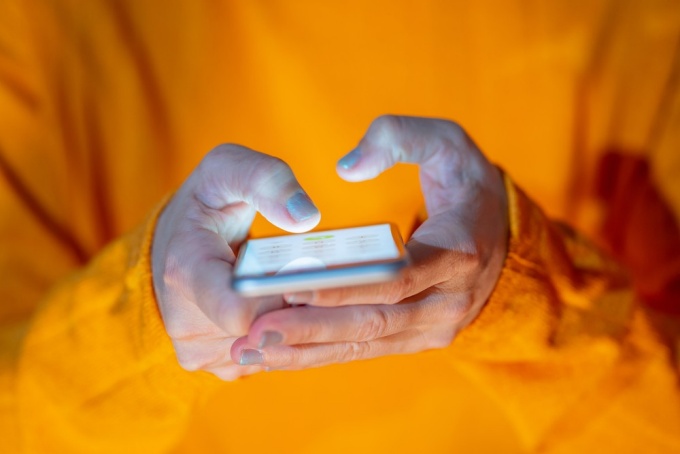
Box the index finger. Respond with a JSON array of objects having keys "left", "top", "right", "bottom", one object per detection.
[
  {"left": 285, "top": 234, "right": 456, "bottom": 307},
  {"left": 336, "top": 115, "right": 473, "bottom": 182},
  {"left": 336, "top": 116, "right": 498, "bottom": 219}
]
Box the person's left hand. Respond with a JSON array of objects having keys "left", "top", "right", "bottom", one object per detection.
[{"left": 231, "top": 116, "right": 508, "bottom": 369}]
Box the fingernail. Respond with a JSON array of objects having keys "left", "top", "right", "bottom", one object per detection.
[
  {"left": 338, "top": 147, "right": 361, "bottom": 169},
  {"left": 285, "top": 291, "right": 313, "bottom": 304},
  {"left": 239, "top": 349, "right": 264, "bottom": 366},
  {"left": 286, "top": 192, "right": 319, "bottom": 222},
  {"left": 258, "top": 331, "right": 283, "bottom": 349}
]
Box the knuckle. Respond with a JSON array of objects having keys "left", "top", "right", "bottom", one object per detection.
[
  {"left": 208, "top": 143, "right": 242, "bottom": 160},
  {"left": 281, "top": 347, "right": 303, "bottom": 368},
  {"left": 445, "top": 120, "right": 464, "bottom": 137},
  {"left": 249, "top": 156, "right": 294, "bottom": 190},
  {"left": 199, "top": 144, "right": 230, "bottom": 173},
  {"left": 164, "top": 316, "right": 197, "bottom": 341},
  {"left": 174, "top": 349, "right": 203, "bottom": 372},
  {"left": 177, "top": 359, "right": 200, "bottom": 372},
  {"left": 193, "top": 144, "right": 248, "bottom": 207},
  {"left": 207, "top": 363, "right": 251, "bottom": 381},
  {"left": 195, "top": 143, "right": 269, "bottom": 202},
  {"left": 342, "top": 341, "right": 370, "bottom": 362},
  {"left": 357, "top": 308, "right": 390, "bottom": 341},
  {"left": 211, "top": 367, "right": 243, "bottom": 382},
  {"left": 371, "top": 115, "right": 403, "bottom": 142},
  {"left": 438, "top": 120, "right": 468, "bottom": 154},
  {"left": 292, "top": 320, "right": 317, "bottom": 344},
  {"left": 235, "top": 158, "right": 295, "bottom": 203}
]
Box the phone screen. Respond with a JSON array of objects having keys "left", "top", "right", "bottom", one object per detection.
[
  {"left": 234, "top": 224, "right": 401, "bottom": 277},
  {"left": 232, "top": 223, "right": 408, "bottom": 296}
]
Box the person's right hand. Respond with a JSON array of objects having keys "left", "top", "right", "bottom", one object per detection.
[{"left": 151, "top": 144, "right": 320, "bottom": 380}]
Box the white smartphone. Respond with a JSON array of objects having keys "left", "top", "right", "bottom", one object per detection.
[{"left": 232, "top": 223, "right": 409, "bottom": 297}]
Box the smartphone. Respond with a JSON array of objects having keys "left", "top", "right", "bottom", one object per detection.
[{"left": 232, "top": 223, "right": 409, "bottom": 297}]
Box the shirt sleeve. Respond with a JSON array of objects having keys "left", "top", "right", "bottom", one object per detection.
[
  {"left": 1, "top": 146, "right": 220, "bottom": 452},
  {"left": 0, "top": 3, "right": 219, "bottom": 453},
  {"left": 17, "top": 200, "right": 222, "bottom": 453},
  {"left": 448, "top": 173, "right": 680, "bottom": 452}
]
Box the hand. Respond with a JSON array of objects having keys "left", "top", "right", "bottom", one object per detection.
[
  {"left": 152, "top": 145, "right": 320, "bottom": 380},
  {"left": 231, "top": 116, "right": 508, "bottom": 369}
]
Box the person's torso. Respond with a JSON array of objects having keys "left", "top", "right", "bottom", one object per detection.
[{"left": 32, "top": 1, "right": 680, "bottom": 451}]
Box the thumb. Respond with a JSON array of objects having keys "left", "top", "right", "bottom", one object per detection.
[
  {"left": 193, "top": 145, "right": 321, "bottom": 233},
  {"left": 336, "top": 115, "right": 459, "bottom": 182}
]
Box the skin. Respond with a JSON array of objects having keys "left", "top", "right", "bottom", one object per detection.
[
  {"left": 151, "top": 145, "right": 321, "bottom": 380},
  {"left": 152, "top": 116, "right": 508, "bottom": 379},
  {"left": 231, "top": 116, "right": 509, "bottom": 369}
]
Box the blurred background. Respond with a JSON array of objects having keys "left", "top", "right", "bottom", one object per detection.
[{"left": 1, "top": 1, "right": 679, "bottom": 452}]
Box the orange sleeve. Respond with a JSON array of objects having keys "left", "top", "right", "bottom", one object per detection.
[
  {"left": 16, "top": 202, "right": 222, "bottom": 453},
  {"left": 2, "top": 2, "right": 678, "bottom": 452},
  {"left": 449, "top": 174, "right": 680, "bottom": 452},
  {"left": 0, "top": 3, "right": 217, "bottom": 453}
]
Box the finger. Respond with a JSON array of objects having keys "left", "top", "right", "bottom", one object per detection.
[
  {"left": 163, "top": 228, "right": 285, "bottom": 336},
  {"left": 233, "top": 328, "right": 450, "bottom": 370},
  {"left": 172, "top": 336, "right": 238, "bottom": 372},
  {"left": 192, "top": 144, "right": 321, "bottom": 233},
  {"left": 207, "top": 364, "right": 263, "bottom": 381},
  {"left": 337, "top": 115, "right": 471, "bottom": 182},
  {"left": 286, "top": 235, "right": 457, "bottom": 307},
  {"left": 247, "top": 296, "right": 467, "bottom": 349},
  {"left": 337, "top": 116, "right": 499, "bottom": 218}
]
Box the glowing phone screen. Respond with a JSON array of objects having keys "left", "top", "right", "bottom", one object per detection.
[{"left": 235, "top": 224, "right": 400, "bottom": 276}]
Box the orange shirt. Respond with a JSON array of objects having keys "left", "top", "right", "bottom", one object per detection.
[{"left": 1, "top": 1, "right": 679, "bottom": 452}]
